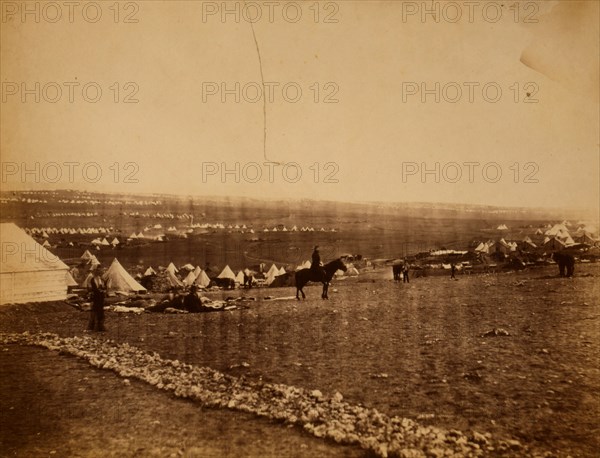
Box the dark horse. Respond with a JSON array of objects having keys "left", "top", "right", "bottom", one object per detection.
[
  {"left": 392, "top": 263, "right": 404, "bottom": 281},
  {"left": 551, "top": 251, "right": 575, "bottom": 277},
  {"left": 295, "top": 258, "right": 346, "bottom": 300}
]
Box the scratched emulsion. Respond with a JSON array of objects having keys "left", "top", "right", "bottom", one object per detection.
[
  {"left": 246, "top": 5, "right": 282, "bottom": 166},
  {"left": 520, "top": 0, "right": 599, "bottom": 100}
]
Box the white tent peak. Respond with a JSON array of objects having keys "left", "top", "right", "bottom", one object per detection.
[
  {"left": 217, "top": 265, "right": 236, "bottom": 280},
  {"left": 102, "top": 258, "right": 146, "bottom": 294}
]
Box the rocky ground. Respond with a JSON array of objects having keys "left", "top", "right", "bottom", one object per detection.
[{"left": 1, "top": 264, "right": 598, "bottom": 457}]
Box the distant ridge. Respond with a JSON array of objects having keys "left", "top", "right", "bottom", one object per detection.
[{"left": 0, "top": 189, "right": 596, "bottom": 222}]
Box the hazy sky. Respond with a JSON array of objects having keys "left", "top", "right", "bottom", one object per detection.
[{"left": 1, "top": 1, "right": 598, "bottom": 212}]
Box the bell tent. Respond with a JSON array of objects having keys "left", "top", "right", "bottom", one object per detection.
[{"left": 102, "top": 258, "right": 147, "bottom": 294}]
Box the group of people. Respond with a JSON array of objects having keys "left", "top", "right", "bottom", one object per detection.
[{"left": 145, "top": 286, "right": 209, "bottom": 313}]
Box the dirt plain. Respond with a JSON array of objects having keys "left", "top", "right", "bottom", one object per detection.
[{"left": 1, "top": 264, "right": 599, "bottom": 457}]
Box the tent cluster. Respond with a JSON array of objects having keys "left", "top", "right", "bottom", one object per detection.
[
  {"left": 475, "top": 239, "right": 519, "bottom": 255},
  {"left": 475, "top": 222, "right": 599, "bottom": 256},
  {"left": 26, "top": 226, "right": 113, "bottom": 236},
  {"left": 56, "top": 199, "right": 161, "bottom": 206},
  {"left": 539, "top": 222, "right": 599, "bottom": 249},
  {"left": 430, "top": 249, "right": 469, "bottom": 256},
  {"left": 32, "top": 212, "right": 98, "bottom": 218},
  {"left": 91, "top": 237, "right": 120, "bottom": 247},
  {"left": 262, "top": 226, "right": 336, "bottom": 233},
  {"left": 138, "top": 261, "right": 326, "bottom": 291}
]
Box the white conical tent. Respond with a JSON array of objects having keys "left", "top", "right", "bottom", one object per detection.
[
  {"left": 346, "top": 266, "right": 359, "bottom": 276},
  {"left": 545, "top": 223, "right": 569, "bottom": 238},
  {"left": 144, "top": 266, "right": 157, "bottom": 276},
  {"left": 266, "top": 264, "right": 279, "bottom": 277},
  {"left": 182, "top": 270, "right": 197, "bottom": 286},
  {"left": 194, "top": 270, "right": 211, "bottom": 288},
  {"left": 278, "top": 267, "right": 286, "bottom": 276},
  {"left": 82, "top": 272, "right": 94, "bottom": 288},
  {"left": 217, "top": 265, "right": 236, "bottom": 280},
  {"left": 264, "top": 269, "right": 277, "bottom": 285},
  {"left": 102, "top": 258, "right": 147, "bottom": 294},
  {"left": 129, "top": 232, "right": 137, "bottom": 239},
  {"left": 1, "top": 223, "right": 73, "bottom": 304},
  {"left": 89, "top": 255, "right": 101, "bottom": 268},
  {"left": 42, "top": 240, "right": 51, "bottom": 248},
  {"left": 66, "top": 271, "right": 78, "bottom": 286},
  {"left": 81, "top": 250, "right": 94, "bottom": 261},
  {"left": 137, "top": 232, "right": 145, "bottom": 239},
  {"left": 166, "top": 262, "right": 178, "bottom": 274},
  {"left": 166, "top": 270, "right": 183, "bottom": 287},
  {"left": 193, "top": 266, "right": 202, "bottom": 277},
  {"left": 235, "top": 271, "right": 245, "bottom": 283},
  {"left": 111, "top": 237, "right": 120, "bottom": 246},
  {"left": 100, "top": 238, "right": 110, "bottom": 246}
]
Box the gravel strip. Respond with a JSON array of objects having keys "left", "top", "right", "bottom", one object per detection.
[{"left": 1, "top": 332, "right": 546, "bottom": 458}]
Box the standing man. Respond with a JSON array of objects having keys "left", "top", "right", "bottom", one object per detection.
[
  {"left": 88, "top": 267, "right": 106, "bottom": 332},
  {"left": 450, "top": 263, "right": 456, "bottom": 280},
  {"left": 403, "top": 263, "right": 410, "bottom": 283}
]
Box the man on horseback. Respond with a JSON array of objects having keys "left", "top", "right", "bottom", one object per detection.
[{"left": 310, "top": 246, "right": 325, "bottom": 281}]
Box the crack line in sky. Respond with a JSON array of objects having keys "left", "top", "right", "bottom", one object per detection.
[{"left": 246, "top": 2, "right": 282, "bottom": 165}]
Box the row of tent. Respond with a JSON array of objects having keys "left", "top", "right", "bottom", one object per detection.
[
  {"left": 134, "top": 224, "right": 338, "bottom": 235},
  {"left": 494, "top": 222, "right": 598, "bottom": 237},
  {"left": 475, "top": 233, "right": 598, "bottom": 255},
  {"left": 262, "top": 227, "right": 336, "bottom": 232},
  {"left": 91, "top": 237, "right": 120, "bottom": 247},
  {"left": 154, "top": 260, "right": 359, "bottom": 287},
  {"left": 26, "top": 227, "right": 113, "bottom": 236},
  {"left": 159, "top": 262, "right": 288, "bottom": 287}
]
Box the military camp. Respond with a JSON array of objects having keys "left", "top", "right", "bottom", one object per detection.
[{"left": 1, "top": 189, "right": 599, "bottom": 457}]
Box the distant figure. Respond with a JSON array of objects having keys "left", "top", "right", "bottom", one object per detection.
[
  {"left": 88, "top": 268, "right": 106, "bottom": 332},
  {"left": 403, "top": 264, "right": 409, "bottom": 283},
  {"left": 70, "top": 266, "right": 80, "bottom": 283},
  {"left": 450, "top": 263, "right": 456, "bottom": 280},
  {"left": 243, "top": 271, "right": 253, "bottom": 289},
  {"left": 311, "top": 246, "right": 321, "bottom": 268},
  {"left": 147, "top": 289, "right": 183, "bottom": 313},
  {"left": 392, "top": 264, "right": 403, "bottom": 281},
  {"left": 551, "top": 251, "right": 575, "bottom": 278},
  {"left": 183, "top": 285, "right": 202, "bottom": 313},
  {"left": 310, "top": 246, "right": 324, "bottom": 280}
]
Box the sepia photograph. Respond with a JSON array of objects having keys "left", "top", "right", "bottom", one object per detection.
[{"left": 1, "top": 1, "right": 599, "bottom": 456}]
